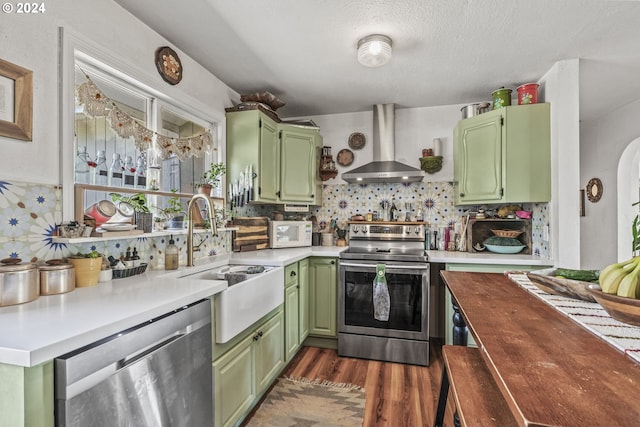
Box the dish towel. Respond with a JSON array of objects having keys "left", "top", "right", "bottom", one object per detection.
[{"left": 373, "top": 263, "right": 390, "bottom": 321}]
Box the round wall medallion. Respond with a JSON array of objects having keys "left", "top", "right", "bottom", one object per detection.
[
  {"left": 586, "top": 177, "right": 603, "bottom": 203},
  {"left": 155, "top": 46, "right": 183, "bottom": 85},
  {"left": 337, "top": 148, "right": 354, "bottom": 166},
  {"left": 348, "top": 132, "right": 366, "bottom": 150}
]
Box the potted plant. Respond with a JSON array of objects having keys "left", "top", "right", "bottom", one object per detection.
[
  {"left": 109, "top": 192, "right": 153, "bottom": 233},
  {"left": 67, "top": 250, "right": 103, "bottom": 287},
  {"left": 156, "top": 190, "right": 186, "bottom": 230},
  {"left": 198, "top": 162, "right": 226, "bottom": 195}
]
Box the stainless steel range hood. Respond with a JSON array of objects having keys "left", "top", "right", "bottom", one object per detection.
[{"left": 342, "top": 104, "right": 424, "bottom": 184}]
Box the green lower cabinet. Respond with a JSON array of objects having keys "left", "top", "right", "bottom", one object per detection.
[
  {"left": 214, "top": 334, "right": 255, "bottom": 427},
  {"left": 0, "top": 361, "right": 54, "bottom": 427},
  {"left": 443, "top": 263, "right": 552, "bottom": 347},
  {"left": 308, "top": 257, "right": 337, "bottom": 337},
  {"left": 284, "top": 259, "right": 309, "bottom": 362},
  {"left": 285, "top": 284, "right": 300, "bottom": 361},
  {"left": 299, "top": 259, "right": 309, "bottom": 341},
  {"left": 213, "top": 308, "right": 284, "bottom": 427}
]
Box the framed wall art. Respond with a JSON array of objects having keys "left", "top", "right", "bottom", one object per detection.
[{"left": 0, "top": 58, "right": 33, "bottom": 141}]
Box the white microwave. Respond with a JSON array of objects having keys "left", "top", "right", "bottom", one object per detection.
[{"left": 270, "top": 221, "right": 312, "bottom": 248}]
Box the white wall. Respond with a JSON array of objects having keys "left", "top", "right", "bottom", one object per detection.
[
  {"left": 299, "top": 103, "right": 464, "bottom": 184},
  {"left": 0, "top": 0, "right": 237, "bottom": 186},
  {"left": 581, "top": 98, "right": 640, "bottom": 266},
  {"left": 539, "top": 59, "right": 581, "bottom": 268}
]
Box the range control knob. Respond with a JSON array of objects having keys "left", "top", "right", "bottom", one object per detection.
[
  {"left": 405, "top": 227, "right": 412, "bottom": 234},
  {"left": 362, "top": 226, "right": 368, "bottom": 234},
  {"left": 352, "top": 226, "right": 359, "bottom": 233}
]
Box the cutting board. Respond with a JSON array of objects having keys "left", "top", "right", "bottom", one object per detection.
[{"left": 232, "top": 217, "right": 269, "bottom": 252}]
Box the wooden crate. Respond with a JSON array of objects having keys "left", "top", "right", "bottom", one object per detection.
[
  {"left": 466, "top": 218, "right": 532, "bottom": 254},
  {"left": 232, "top": 217, "right": 270, "bottom": 252}
]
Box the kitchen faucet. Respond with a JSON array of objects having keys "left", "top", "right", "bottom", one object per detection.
[{"left": 187, "top": 194, "right": 217, "bottom": 267}]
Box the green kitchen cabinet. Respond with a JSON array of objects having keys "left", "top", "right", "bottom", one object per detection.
[
  {"left": 0, "top": 361, "right": 54, "bottom": 427},
  {"left": 213, "top": 308, "right": 284, "bottom": 427},
  {"left": 279, "top": 126, "right": 319, "bottom": 204},
  {"left": 226, "top": 109, "right": 279, "bottom": 203},
  {"left": 226, "top": 110, "right": 322, "bottom": 205},
  {"left": 284, "top": 259, "right": 310, "bottom": 362},
  {"left": 308, "top": 257, "right": 338, "bottom": 337},
  {"left": 453, "top": 103, "right": 550, "bottom": 205}
]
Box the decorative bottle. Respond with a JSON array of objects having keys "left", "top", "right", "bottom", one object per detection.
[
  {"left": 123, "top": 155, "right": 135, "bottom": 188},
  {"left": 165, "top": 236, "right": 179, "bottom": 270},
  {"left": 109, "top": 153, "right": 123, "bottom": 187},
  {"left": 74, "top": 145, "right": 91, "bottom": 184}
]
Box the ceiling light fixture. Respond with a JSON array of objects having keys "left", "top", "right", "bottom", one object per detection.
[{"left": 357, "top": 34, "right": 392, "bottom": 68}]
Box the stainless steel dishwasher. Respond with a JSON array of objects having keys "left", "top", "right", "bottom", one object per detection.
[{"left": 54, "top": 299, "right": 213, "bottom": 427}]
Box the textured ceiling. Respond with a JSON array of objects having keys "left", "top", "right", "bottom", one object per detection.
[{"left": 114, "top": 0, "right": 640, "bottom": 120}]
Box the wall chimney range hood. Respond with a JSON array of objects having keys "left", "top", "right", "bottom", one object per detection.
[{"left": 342, "top": 104, "right": 424, "bottom": 184}]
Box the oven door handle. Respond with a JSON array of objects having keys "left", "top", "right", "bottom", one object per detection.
[{"left": 340, "top": 261, "right": 429, "bottom": 270}]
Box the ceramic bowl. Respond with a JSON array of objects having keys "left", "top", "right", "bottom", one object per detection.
[
  {"left": 484, "top": 244, "right": 525, "bottom": 254},
  {"left": 527, "top": 268, "right": 596, "bottom": 302},
  {"left": 515, "top": 210, "right": 532, "bottom": 219},
  {"left": 588, "top": 285, "right": 640, "bottom": 326}
]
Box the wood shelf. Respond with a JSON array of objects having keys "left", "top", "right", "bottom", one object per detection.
[
  {"left": 52, "top": 227, "right": 237, "bottom": 244},
  {"left": 74, "top": 183, "right": 224, "bottom": 224}
]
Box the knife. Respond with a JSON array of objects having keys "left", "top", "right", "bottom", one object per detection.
[
  {"left": 244, "top": 165, "right": 250, "bottom": 205},
  {"left": 229, "top": 183, "right": 234, "bottom": 209},
  {"left": 239, "top": 173, "right": 244, "bottom": 207},
  {"left": 248, "top": 164, "right": 254, "bottom": 202}
]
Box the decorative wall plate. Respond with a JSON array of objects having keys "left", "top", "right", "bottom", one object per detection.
[
  {"left": 155, "top": 46, "right": 183, "bottom": 85},
  {"left": 348, "top": 132, "right": 366, "bottom": 150},
  {"left": 586, "top": 177, "right": 603, "bottom": 203},
  {"left": 337, "top": 149, "right": 354, "bottom": 166}
]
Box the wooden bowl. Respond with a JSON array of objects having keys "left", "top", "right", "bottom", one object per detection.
[
  {"left": 588, "top": 285, "right": 640, "bottom": 326},
  {"left": 526, "top": 268, "right": 597, "bottom": 302}
]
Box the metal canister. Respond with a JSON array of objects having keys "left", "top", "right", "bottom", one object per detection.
[
  {"left": 39, "top": 263, "right": 75, "bottom": 295},
  {"left": 492, "top": 87, "right": 512, "bottom": 110},
  {"left": 0, "top": 263, "right": 39, "bottom": 306}
]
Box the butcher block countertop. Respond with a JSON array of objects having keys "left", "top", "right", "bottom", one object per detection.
[{"left": 442, "top": 271, "right": 640, "bottom": 427}]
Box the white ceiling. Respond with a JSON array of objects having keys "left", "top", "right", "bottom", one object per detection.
[{"left": 113, "top": 0, "right": 640, "bottom": 120}]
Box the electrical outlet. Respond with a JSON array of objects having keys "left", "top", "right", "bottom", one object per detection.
[{"left": 542, "top": 226, "right": 549, "bottom": 242}]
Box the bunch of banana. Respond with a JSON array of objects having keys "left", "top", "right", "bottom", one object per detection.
[{"left": 599, "top": 256, "right": 640, "bottom": 298}]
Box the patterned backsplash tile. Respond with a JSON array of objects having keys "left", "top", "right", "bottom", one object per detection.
[{"left": 0, "top": 180, "right": 550, "bottom": 264}]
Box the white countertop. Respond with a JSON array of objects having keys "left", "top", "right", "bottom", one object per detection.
[
  {"left": 230, "top": 246, "right": 348, "bottom": 266},
  {"left": 0, "top": 259, "right": 230, "bottom": 367},
  {"left": 427, "top": 250, "right": 553, "bottom": 266}
]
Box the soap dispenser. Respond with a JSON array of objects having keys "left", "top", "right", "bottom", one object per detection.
[{"left": 165, "top": 236, "right": 179, "bottom": 270}]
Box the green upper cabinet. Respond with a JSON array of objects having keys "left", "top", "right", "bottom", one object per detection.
[
  {"left": 226, "top": 110, "right": 279, "bottom": 203},
  {"left": 453, "top": 103, "right": 551, "bottom": 205},
  {"left": 226, "top": 109, "right": 322, "bottom": 205},
  {"left": 280, "top": 126, "right": 318, "bottom": 204}
]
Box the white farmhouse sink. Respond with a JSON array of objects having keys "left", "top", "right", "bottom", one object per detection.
[{"left": 180, "top": 264, "right": 284, "bottom": 343}]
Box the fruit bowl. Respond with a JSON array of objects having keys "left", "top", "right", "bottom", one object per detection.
[
  {"left": 588, "top": 285, "right": 640, "bottom": 326},
  {"left": 527, "top": 268, "right": 597, "bottom": 302}
]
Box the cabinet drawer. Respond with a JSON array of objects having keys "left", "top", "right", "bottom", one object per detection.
[{"left": 285, "top": 263, "right": 299, "bottom": 287}]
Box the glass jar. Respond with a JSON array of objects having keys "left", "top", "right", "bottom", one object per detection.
[
  {"left": 74, "top": 145, "right": 91, "bottom": 184},
  {"left": 109, "top": 153, "right": 123, "bottom": 187}
]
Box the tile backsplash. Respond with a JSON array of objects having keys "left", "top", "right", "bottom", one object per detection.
[
  {"left": 237, "top": 181, "right": 551, "bottom": 258},
  {"left": 0, "top": 180, "right": 231, "bottom": 268},
  {"left": 0, "top": 180, "right": 550, "bottom": 264}
]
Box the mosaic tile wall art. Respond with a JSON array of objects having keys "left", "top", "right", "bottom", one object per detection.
[{"left": 0, "top": 180, "right": 232, "bottom": 268}]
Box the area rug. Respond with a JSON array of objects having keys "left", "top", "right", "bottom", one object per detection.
[{"left": 245, "top": 376, "right": 366, "bottom": 427}]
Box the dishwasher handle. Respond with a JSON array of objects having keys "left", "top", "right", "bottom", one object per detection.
[{"left": 118, "top": 333, "right": 185, "bottom": 369}]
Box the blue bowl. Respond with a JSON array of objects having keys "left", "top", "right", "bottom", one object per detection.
[{"left": 484, "top": 244, "right": 525, "bottom": 254}]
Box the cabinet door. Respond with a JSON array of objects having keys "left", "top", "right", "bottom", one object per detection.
[
  {"left": 309, "top": 258, "right": 337, "bottom": 337},
  {"left": 299, "top": 258, "right": 310, "bottom": 342},
  {"left": 254, "top": 310, "right": 284, "bottom": 395},
  {"left": 284, "top": 284, "right": 300, "bottom": 361},
  {"left": 213, "top": 334, "right": 255, "bottom": 427},
  {"left": 279, "top": 127, "right": 316, "bottom": 203},
  {"left": 258, "top": 117, "right": 280, "bottom": 202},
  {"left": 454, "top": 112, "right": 503, "bottom": 204}
]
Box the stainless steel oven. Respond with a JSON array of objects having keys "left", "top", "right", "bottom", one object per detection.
[{"left": 338, "top": 223, "right": 430, "bottom": 366}]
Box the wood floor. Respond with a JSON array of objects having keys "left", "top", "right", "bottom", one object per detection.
[{"left": 243, "top": 340, "right": 455, "bottom": 427}]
